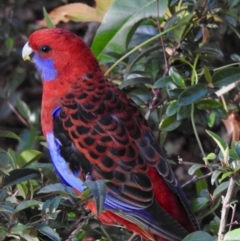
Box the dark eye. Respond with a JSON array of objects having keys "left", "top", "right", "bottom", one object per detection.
[{"left": 40, "top": 45, "right": 51, "bottom": 53}]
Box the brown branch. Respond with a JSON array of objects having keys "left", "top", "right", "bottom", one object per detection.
[
  {"left": 218, "top": 177, "right": 237, "bottom": 241},
  {"left": 229, "top": 204, "right": 237, "bottom": 231},
  {"left": 181, "top": 172, "right": 213, "bottom": 188}
]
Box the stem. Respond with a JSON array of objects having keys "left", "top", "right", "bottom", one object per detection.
[
  {"left": 7, "top": 100, "right": 30, "bottom": 127},
  {"left": 181, "top": 171, "right": 213, "bottom": 188},
  {"left": 213, "top": 62, "right": 240, "bottom": 72},
  {"left": 100, "top": 225, "right": 113, "bottom": 241},
  {"left": 229, "top": 204, "right": 237, "bottom": 231},
  {"left": 218, "top": 177, "right": 236, "bottom": 241},
  {"left": 191, "top": 103, "right": 206, "bottom": 157}
]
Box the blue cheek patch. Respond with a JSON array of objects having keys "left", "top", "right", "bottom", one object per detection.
[{"left": 33, "top": 55, "right": 57, "bottom": 81}]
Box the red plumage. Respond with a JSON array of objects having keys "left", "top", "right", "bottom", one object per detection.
[{"left": 23, "top": 28, "right": 199, "bottom": 241}]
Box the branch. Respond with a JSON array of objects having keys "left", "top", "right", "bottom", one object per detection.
[
  {"left": 218, "top": 177, "right": 236, "bottom": 241},
  {"left": 181, "top": 172, "right": 213, "bottom": 188}
]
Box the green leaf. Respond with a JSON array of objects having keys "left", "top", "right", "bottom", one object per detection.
[
  {"left": 211, "top": 106, "right": 227, "bottom": 119},
  {"left": 191, "top": 197, "right": 209, "bottom": 212},
  {"left": 85, "top": 180, "right": 107, "bottom": 215},
  {"left": 208, "top": 112, "right": 216, "bottom": 127},
  {"left": 166, "top": 100, "right": 178, "bottom": 116},
  {"left": 211, "top": 170, "right": 222, "bottom": 185},
  {"left": 196, "top": 43, "right": 223, "bottom": 57},
  {"left": 11, "top": 224, "right": 32, "bottom": 234},
  {"left": 43, "top": 7, "right": 55, "bottom": 28},
  {"left": 153, "top": 76, "right": 173, "bottom": 88},
  {"left": 5, "top": 37, "right": 14, "bottom": 50},
  {"left": 178, "top": 84, "right": 208, "bottom": 106},
  {"left": 18, "top": 150, "right": 42, "bottom": 167},
  {"left": 38, "top": 226, "right": 60, "bottom": 241},
  {"left": 212, "top": 67, "right": 240, "bottom": 87},
  {"left": 119, "top": 77, "right": 152, "bottom": 89},
  {"left": 2, "top": 169, "right": 41, "bottom": 188},
  {"left": 182, "top": 231, "right": 214, "bottom": 241},
  {"left": 92, "top": 0, "right": 168, "bottom": 61},
  {"left": 224, "top": 228, "right": 240, "bottom": 240},
  {"left": 196, "top": 99, "right": 222, "bottom": 110},
  {"left": 169, "top": 67, "right": 186, "bottom": 88},
  {"left": 195, "top": 169, "right": 208, "bottom": 196},
  {"left": 188, "top": 164, "right": 202, "bottom": 175},
  {"left": 177, "top": 105, "right": 191, "bottom": 120},
  {"left": 206, "top": 130, "right": 227, "bottom": 154},
  {"left": 219, "top": 172, "right": 233, "bottom": 183},
  {"left": 38, "top": 183, "right": 76, "bottom": 196},
  {"left": 205, "top": 152, "right": 216, "bottom": 160},
  {"left": 159, "top": 115, "right": 181, "bottom": 131},
  {"left": 166, "top": 83, "right": 184, "bottom": 99},
  {"left": 203, "top": 66, "right": 212, "bottom": 83},
  {"left": 0, "top": 130, "right": 21, "bottom": 140},
  {"left": 213, "top": 181, "right": 229, "bottom": 198},
  {"left": 15, "top": 200, "right": 42, "bottom": 213},
  {"left": 15, "top": 98, "right": 31, "bottom": 120}
]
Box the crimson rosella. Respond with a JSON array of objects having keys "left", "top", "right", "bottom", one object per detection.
[{"left": 22, "top": 28, "right": 199, "bottom": 241}]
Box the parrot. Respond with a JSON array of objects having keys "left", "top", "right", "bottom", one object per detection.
[{"left": 22, "top": 28, "right": 199, "bottom": 241}]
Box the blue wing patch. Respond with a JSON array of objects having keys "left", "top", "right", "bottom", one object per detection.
[{"left": 46, "top": 131, "right": 86, "bottom": 192}]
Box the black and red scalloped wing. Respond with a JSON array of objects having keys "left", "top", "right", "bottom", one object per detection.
[{"left": 53, "top": 76, "right": 198, "bottom": 240}]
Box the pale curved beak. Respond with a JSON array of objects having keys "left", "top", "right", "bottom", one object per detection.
[{"left": 22, "top": 42, "right": 33, "bottom": 61}]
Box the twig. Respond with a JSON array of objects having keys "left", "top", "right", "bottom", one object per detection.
[
  {"left": 228, "top": 204, "right": 237, "bottom": 231},
  {"left": 156, "top": 0, "right": 169, "bottom": 74},
  {"left": 128, "top": 232, "right": 138, "bottom": 241},
  {"left": 181, "top": 172, "right": 213, "bottom": 188},
  {"left": 7, "top": 100, "right": 30, "bottom": 127},
  {"left": 99, "top": 225, "right": 113, "bottom": 241},
  {"left": 215, "top": 81, "right": 240, "bottom": 97},
  {"left": 218, "top": 177, "right": 236, "bottom": 241}
]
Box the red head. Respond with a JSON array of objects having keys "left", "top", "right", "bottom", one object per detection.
[{"left": 22, "top": 28, "right": 102, "bottom": 84}]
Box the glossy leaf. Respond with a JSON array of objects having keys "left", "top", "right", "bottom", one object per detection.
[
  {"left": 153, "top": 76, "right": 173, "bottom": 88},
  {"left": 15, "top": 98, "right": 31, "bottom": 120},
  {"left": 86, "top": 180, "right": 106, "bottom": 215},
  {"left": 196, "top": 99, "right": 222, "bottom": 110},
  {"left": 38, "top": 183, "right": 76, "bottom": 196},
  {"left": 18, "top": 150, "right": 42, "bottom": 167},
  {"left": 196, "top": 43, "right": 224, "bottom": 57},
  {"left": 177, "top": 105, "right": 191, "bottom": 120},
  {"left": 15, "top": 200, "right": 42, "bottom": 213},
  {"left": 203, "top": 66, "right": 212, "bottom": 83},
  {"left": 37, "top": 226, "right": 60, "bottom": 241},
  {"left": 178, "top": 84, "right": 208, "bottom": 106},
  {"left": 169, "top": 67, "right": 185, "bottom": 88},
  {"left": 224, "top": 228, "right": 240, "bottom": 240},
  {"left": 212, "top": 67, "right": 240, "bottom": 87},
  {"left": 188, "top": 164, "right": 202, "bottom": 175},
  {"left": 213, "top": 181, "right": 229, "bottom": 198},
  {"left": 2, "top": 169, "right": 41, "bottom": 188},
  {"left": 206, "top": 130, "right": 227, "bottom": 154},
  {"left": 166, "top": 100, "right": 178, "bottom": 116},
  {"left": 159, "top": 115, "right": 181, "bottom": 131}
]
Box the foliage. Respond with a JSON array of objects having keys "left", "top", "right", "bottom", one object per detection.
[{"left": 1, "top": 0, "right": 240, "bottom": 240}]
